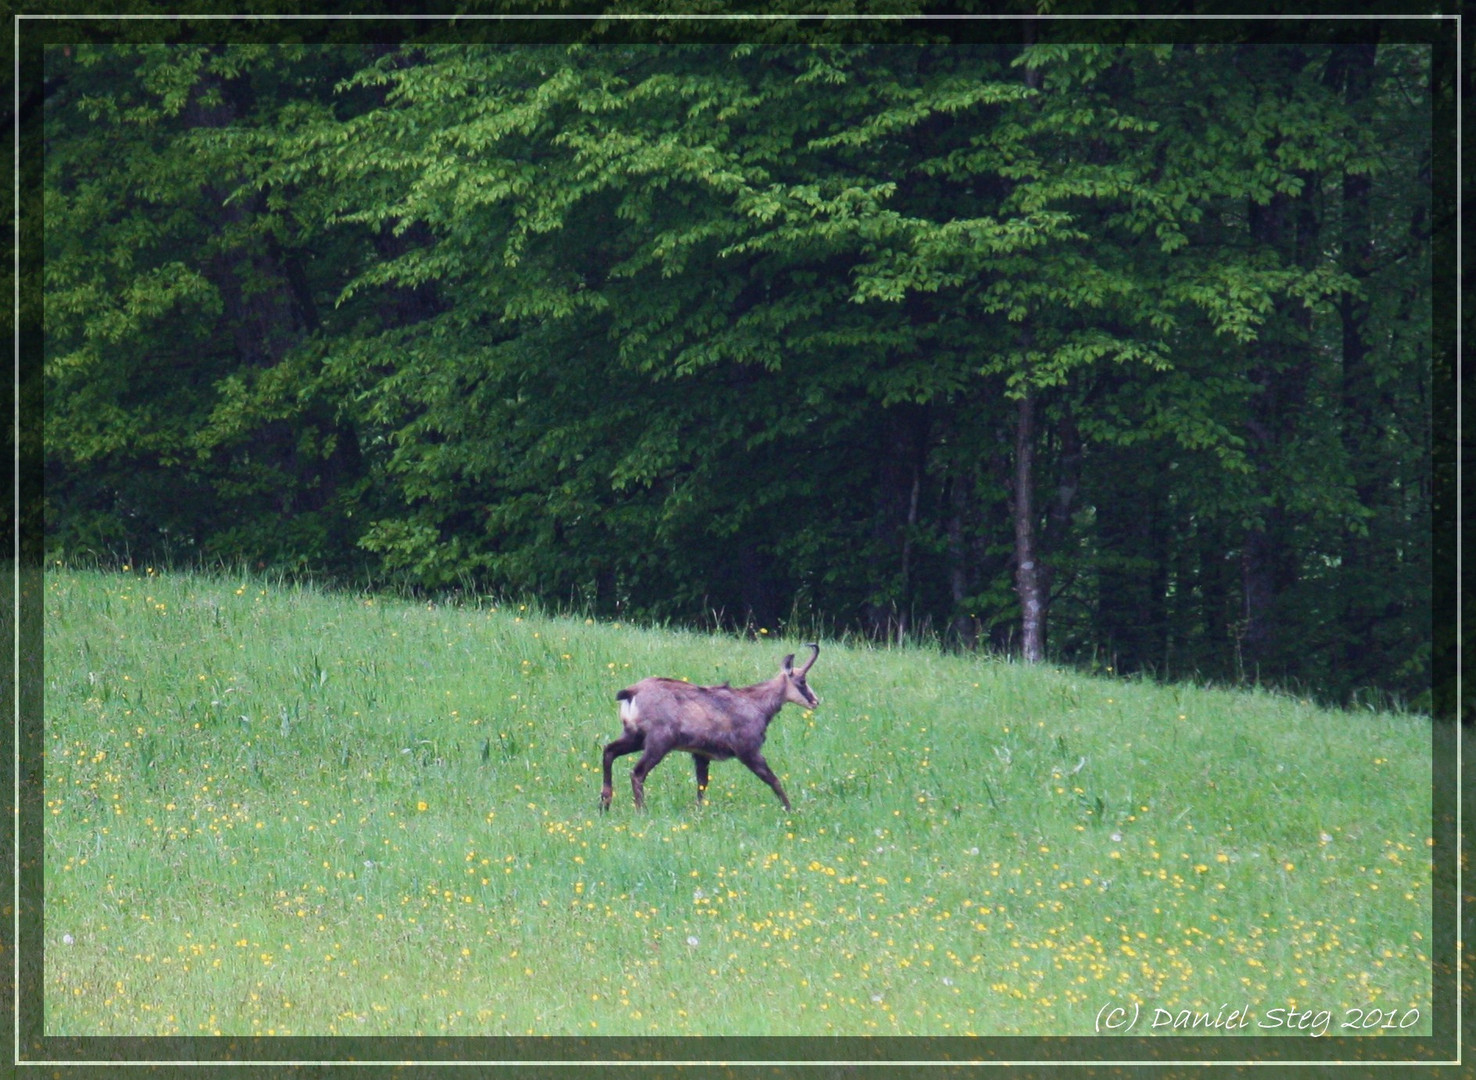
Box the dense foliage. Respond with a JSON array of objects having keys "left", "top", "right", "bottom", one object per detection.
[{"left": 38, "top": 22, "right": 1445, "bottom": 711}]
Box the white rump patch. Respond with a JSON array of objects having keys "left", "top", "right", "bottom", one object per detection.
[{"left": 619, "top": 697, "right": 640, "bottom": 730}]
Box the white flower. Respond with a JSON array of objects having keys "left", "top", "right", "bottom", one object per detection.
[{"left": 686, "top": 935, "right": 700, "bottom": 947}]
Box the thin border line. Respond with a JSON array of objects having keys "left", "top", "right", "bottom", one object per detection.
[
  {"left": 10, "top": 11, "right": 1462, "bottom": 17},
  {"left": 12, "top": 8, "right": 21, "bottom": 1071},
  {"left": 19, "top": 1057, "right": 1465, "bottom": 1068},
  {"left": 1455, "top": 9, "right": 1464, "bottom": 1070},
  {"left": 15, "top": 10, "right": 1457, "bottom": 1070}
]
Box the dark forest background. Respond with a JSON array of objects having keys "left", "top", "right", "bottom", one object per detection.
[{"left": 27, "top": 14, "right": 1455, "bottom": 715}]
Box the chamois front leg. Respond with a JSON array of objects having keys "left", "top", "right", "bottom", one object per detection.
[
  {"left": 693, "top": 754, "right": 711, "bottom": 804},
  {"left": 600, "top": 731, "right": 644, "bottom": 811},
  {"left": 739, "top": 750, "right": 791, "bottom": 811}
]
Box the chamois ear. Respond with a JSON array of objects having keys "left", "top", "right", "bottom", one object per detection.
[{"left": 782, "top": 653, "right": 796, "bottom": 673}]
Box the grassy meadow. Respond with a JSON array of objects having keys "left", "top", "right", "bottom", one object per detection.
[{"left": 40, "top": 567, "right": 1433, "bottom": 1039}]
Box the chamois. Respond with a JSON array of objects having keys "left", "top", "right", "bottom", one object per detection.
[{"left": 599, "top": 644, "right": 819, "bottom": 811}]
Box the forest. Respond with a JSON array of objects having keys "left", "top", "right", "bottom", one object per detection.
[{"left": 31, "top": 16, "right": 1453, "bottom": 714}]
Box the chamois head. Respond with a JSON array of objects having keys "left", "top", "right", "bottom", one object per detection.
[{"left": 781, "top": 643, "right": 820, "bottom": 709}]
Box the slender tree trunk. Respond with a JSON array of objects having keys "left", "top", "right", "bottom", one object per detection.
[
  {"left": 897, "top": 461, "right": 921, "bottom": 642},
  {"left": 867, "top": 405, "right": 929, "bottom": 640},
  {"left": 1193, "top": 515, "right": 1235, "bottom": 676},
  {"left": 1094, "top": 440, "right": 1168, "bottom": 676},
  {"left": 947, "top": 470, "right": 977, "bottom": 648},
  {"left": 1239, "top": 524, "right": 1278, "bottom": 677},
  {"left": 1006, "top": 40, "right": 1048, "bottom": 663},
  {"left": 1046, "top": 407, "right": 1082, "bottom": 550},
  {"left": 738, "top": 541, "right": 775, "bottom": 633},
  {"left": 1013, "top": 389, "right": 1046, "bottom": 663}
]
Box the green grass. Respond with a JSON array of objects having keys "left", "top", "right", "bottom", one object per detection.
[{"left": 41, "top": 566, "right": 1433, "bottom": 1038}]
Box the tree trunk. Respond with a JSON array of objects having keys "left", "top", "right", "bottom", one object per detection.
[
  {"left": 947, "top": 470, "right": 977, "bottom": 648},
  {"left": 866, "top": 405, "right": 929, "bottom": 641},
  {"left": 1006, "top": 41, "right": 1047, "bottom": 663},
  {"left": 1093, "top": 442, "right": 1168, "bottom": 676},
  {"left": 1194, "top": 514, "right": 1236, "bottom": 678},
  {"left": 1239, "top": 522, "right": 1279, "bottom": 678},
  {"left": 1013, "top": 389, "right": 1046, "bottom": 663},
  {"left": 738, "top": 541, "right": 776, "bottom": 633},
  {"left": 897, "top": 460, "right": 921, "bottom": 642}
]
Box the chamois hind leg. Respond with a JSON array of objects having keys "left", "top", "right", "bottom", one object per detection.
[
  {"left": 693, "top": 755, "right": 711, "bottom": 804},
  {"left": 600, "top": 731, "right": 644, "bottom": 810},
  {"left": 629, "top": 742, "right": 674, "bottom": 810},
  {"left": 739, "top": 750, "right": 792, "bottom": 811}
]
